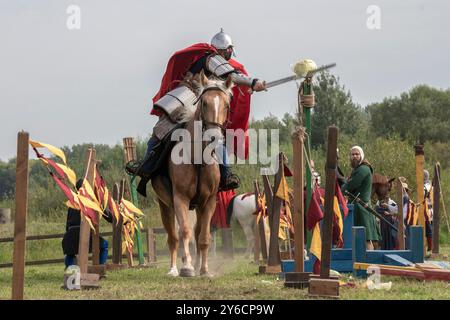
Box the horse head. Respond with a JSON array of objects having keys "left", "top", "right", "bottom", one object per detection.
[{"left": 372, "top": 173, "right": 396, "bottom": 203}]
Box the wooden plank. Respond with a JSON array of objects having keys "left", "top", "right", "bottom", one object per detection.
[
  {"left": 78, "top": 148, "right": 96, "bottom": 275},
  {"left": 308, "top": 278, "right": 340, "bottom": 298},
  {"left": 320, "top": 126, "right": 338, "bottom": 279},
  {"left": 253, "top": 180, "right": 261, "bottom": 264},
  {"left": 80, "top": 273, "right": 100, "bottom": 288},
  {"left": 383, "top": 254, "right": 414, "bottom": 267},
  {"left": 11, "top": 131, "right": 29, "bottom": 300},
  {"left": 292, "top": 128, "right": 305, "bottom": 272},
  {"left": 396, "top": 178, "right": 405, "bottom": 250},
  {"left": 432, "top": 163, "right": 440, "bottom": 254}
]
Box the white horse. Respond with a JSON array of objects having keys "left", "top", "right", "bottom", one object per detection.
[{"left": 226, "top": 193, "right": 270, "bottom": 258}]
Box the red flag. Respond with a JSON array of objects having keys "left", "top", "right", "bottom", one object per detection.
[
  {"left": 211, "top": 190, "right": 236, "bottom": 229},
  {"left": 307, "top": 186, "right": 325, "bottom": 231}
]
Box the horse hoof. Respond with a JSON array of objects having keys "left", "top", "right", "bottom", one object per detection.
[
  {"left": 180, "top": 267, "right": 196, "bottom": 277},
  {"left": 167, "top": 267, "right": 179, "bottom": 277},
  {"left": 200, "top": 271, "right": 214, "bottom": 278}
]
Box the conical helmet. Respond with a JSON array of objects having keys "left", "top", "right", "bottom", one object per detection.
[{"left": 211, "top": 28, "right": 233, "bottom": 50}]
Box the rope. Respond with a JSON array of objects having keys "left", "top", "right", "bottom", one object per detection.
[{"left": 299, "top": 79, "right": 315, "bottom": 108}]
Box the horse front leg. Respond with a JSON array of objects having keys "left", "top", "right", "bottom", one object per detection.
[
  {"left": 158, "top": 200, "right": 179, "bottom": 276},
  {"left": 197, "top": 196, "right": 216, "bottom": 277},
  {"left": 173, "top": 193, "right": 195, "bottom": 277}
]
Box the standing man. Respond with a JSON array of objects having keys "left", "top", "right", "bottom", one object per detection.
[{"left": 341, "top": 146, "right": 380, "bottom": 249}]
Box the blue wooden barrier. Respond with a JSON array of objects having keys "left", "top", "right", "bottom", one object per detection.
[{"left": 281, "top": 204, "right": 424, "bottom": 275}]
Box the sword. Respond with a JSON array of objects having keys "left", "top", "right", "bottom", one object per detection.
[{"left": 265, "top": 63, "right": 336, "bottom": 89}]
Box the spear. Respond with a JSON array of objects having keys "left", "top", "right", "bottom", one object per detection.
[{"left": 344, "top": 190, "right": 400, "bottom": 233}]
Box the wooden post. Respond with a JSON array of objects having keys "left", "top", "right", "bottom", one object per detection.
[
  {"left": 309, "top": 126, "right": 340, "bottom": 298},
  {"left": 253, "top": 180, "right": 264, "bottom": 264},
  {"left": 396, "top": 178, "right": 405, "bottom": 250},
  {"left": 284, "top": 128, "right": 311, "bottom": 289},
  {"left": 91, "top": 162, "right": 101, "bottom": 267},
  {"left": 147, "top": 227, "right": 156, "bottom": 264},
  {"left": 266, "top": 153, "right": 283, "bottom": 273},
  {"left": 221, "top": 228, "right": 234, "bottom": 258},
  {"left": 414, "top": 144, "right": 426, "bottom": 256},
  {"left": 123, "top": 137, "right": 145, "bottom": 266},
  {"left": 112, "top": 183, "right": 124, "bottom": 266},
  {"left": 78, "top": 148, "right": 96, "bottom": 275},
  {"left": 292, "top": 129, "right": 305, "bottom": 273},
  {"left": 432, "top": 163, "right": 440, "bottom": 254},
  {"left": 11, "top": 131, "right": 29, "bottom": 300}
]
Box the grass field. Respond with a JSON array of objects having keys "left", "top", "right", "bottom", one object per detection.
[{"left": 1, "top": 222, "right": 449, "bottom": 300}]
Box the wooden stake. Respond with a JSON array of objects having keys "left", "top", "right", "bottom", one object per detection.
[
  {"left": 292, "top": 128, "right": 305, "bottom": 272},
  {"left": 320, "top": 126, "right": 338, "bottom": 279},
  {"left": 396, "top": 178, "right": 405, "bottom": 250},
  {"left": 414, "top": 144, "right": 426, "bottom": 256},
  {"left": 11, "top": 131, "right": 29, "bottom": 300},
  {"left": 253, "top": 180, "right": 267, "bottom": 264},
  {"left": 432, "top": 163, "right": 440, "bottom": 254},
  {"left": 266, "top": 153, "right": 283, "bottom": 272},
  {"left": 78, "top": 148, "right": 96, "bottom": 275},
  {"left": 112, "top": 183, "right": 123, "bottom": 265}
]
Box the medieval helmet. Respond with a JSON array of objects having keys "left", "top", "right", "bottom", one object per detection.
[{"left": 211, "top": 28, "right": 236, "bottom": 56}]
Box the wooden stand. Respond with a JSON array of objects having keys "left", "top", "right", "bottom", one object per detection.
[
  {"left": 308, "top": 126, "right": 340, "bottom": 298},
  {"left": 414, "top": 144, "right": 426, "bottom": 256}
]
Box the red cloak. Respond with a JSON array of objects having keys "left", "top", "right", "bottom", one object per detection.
[{"left": 150, "top": 43, "right": 252, "bottom": 159}]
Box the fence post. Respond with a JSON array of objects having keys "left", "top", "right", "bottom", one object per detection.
[{"left": 11, "top": 131, "right": 29, "bottom": 300}]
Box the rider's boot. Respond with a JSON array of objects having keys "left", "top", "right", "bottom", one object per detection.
[
  {"left": 125, "top": 135, "right": 160, "bottom": 178},
  {"left": 217, "top": 143, "right": 240, "bottom": 191}
]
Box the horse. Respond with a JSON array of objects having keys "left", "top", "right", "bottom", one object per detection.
[
  {"left": 151, "top": 71, "right": 233, "bottom": 277},
  {"left": 226, "top": 192, "right": 270, "bottom": 260}
]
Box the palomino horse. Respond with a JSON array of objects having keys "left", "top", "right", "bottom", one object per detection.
[{"left": 151, "top": 71, "right": 233, "bottom": 277}]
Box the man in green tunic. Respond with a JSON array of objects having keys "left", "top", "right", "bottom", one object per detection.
[{"left": 341, "top": 146, "right": 380, "bottom": 250}]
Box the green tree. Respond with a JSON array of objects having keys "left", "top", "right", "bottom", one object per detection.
[
  {"left": 367, "top": 85, "right": 450, "bottom": 143},
  {"left": 310, "top": 71, "right": 367, "bottom": 148}
]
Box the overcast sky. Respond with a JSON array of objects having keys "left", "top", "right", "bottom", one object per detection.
[{"left": 1, "top": 0, "right": 449, "bottom": 161}]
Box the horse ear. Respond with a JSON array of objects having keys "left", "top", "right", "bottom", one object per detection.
[
  {"left": 388, "top": 177, "right": 396, "bottom": 184},
  {"left": 200, "top": 69, "right": 208, "bottom": 87},
  {"left": 225, "top": 74, "right": 233, "bottom": 89}
]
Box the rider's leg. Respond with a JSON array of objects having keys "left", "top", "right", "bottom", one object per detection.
[
  {"left": 126, "top": 135, "right": 160, "bottom": 176},
  {"left": 217, "top": 142, "right": 240, "bottom": 191}
]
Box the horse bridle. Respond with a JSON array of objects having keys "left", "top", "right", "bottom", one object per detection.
[{"left": 196, "top": 84, "right": 232, "bottom": 132}]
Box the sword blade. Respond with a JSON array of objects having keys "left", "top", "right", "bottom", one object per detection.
[{"left": 265, "top": 63, "right": 337, "bottom": 89}]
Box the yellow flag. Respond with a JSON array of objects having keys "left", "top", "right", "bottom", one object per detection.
[
  {"left": 122, "top": 199, "right": 144, "bottom": 216},
  {"left": 275, "top": 174, "right": 290, "bottom": 205},
  {"left": 29, "top": 140, "right": 67, "bottom": 165},
  {"left": 310, "top": 223, "right": 322, "bottom": 261},
  {"left": 56, "top": 163, "right": 77, "bottom": 187}
]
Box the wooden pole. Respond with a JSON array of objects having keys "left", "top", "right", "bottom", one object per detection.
[
  {"left": 147, "top": 227, "right": 156, "bottom": 263},
  {"left": 91, "top": 162, "right": 101, "bottom": 266},
  {"left": 396, "top": 178, "right": 405, "bottom": 250},
  {"left": 123, "top": 137, "right": 145, "bottom": 265},
  {"left": 414, "top": 144, "right": 426, "bottom": 256},
  {"left": 266, "top": 153, "right": 283, "bottom": 272},
  {"left": 292, "top": 128, "right": 305, "bottom": 272},
  {"left": 432, "top": 163, "right": 440, "bottom": 254},
  {"left": 320, "top": 126, "right": 338, "bottom": 279},
  {"left": 11, "top": 131, "right": 29, "bottom": 300},
  {"left": 253, "top": 180, "right": 267, "bottom": 264},
  {"left": 78, "top": 148, "right": 96, "bottom": 275},
  {"left": 112, "top": 183, "right": 123, "bottom": 265}
]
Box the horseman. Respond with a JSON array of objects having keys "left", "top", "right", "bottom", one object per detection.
[{"left": 127, "top": 29, "right": 266, "bottom": 194}]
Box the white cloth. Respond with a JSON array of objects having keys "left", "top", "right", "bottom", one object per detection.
[{"left": 351, "top": 146, "right": 364, "bottom": 165}]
